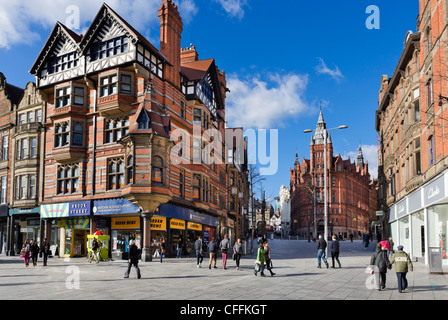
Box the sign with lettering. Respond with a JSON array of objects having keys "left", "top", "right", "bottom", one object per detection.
[
  {"left": 424, "top": 175, "right": 445, "bottom": 206},
  {"left": 170, "top": 218, "right": 186, "bottom": 230},
  {"left": 151, "top": 216, "right": 166, "bottom": 231},
  {"left": 187, "top": 222, "right": 202, "bottom": 231},
  {"left": 93, "top": 198, "right": 140, "bottom": 215},
  {"left": 111, "top": 217, "right": 140, "bottom": 230},
  {"left": 69, "top": 201, "right": 91, "bottom": 216}
]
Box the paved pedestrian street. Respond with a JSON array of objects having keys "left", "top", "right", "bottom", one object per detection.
[{"left": 1, "top": 240, "right": 447, "bottom": 309}]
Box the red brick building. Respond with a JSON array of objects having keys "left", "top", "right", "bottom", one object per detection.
[
  {"left": 23, "top": 0, "right": 248, "bottom": 261},
  {"left": 375, "top": 0, "right": 448, "bottom": 266},
  {"left": 290, "top": 111, "right": 371, "bottom": 239}
]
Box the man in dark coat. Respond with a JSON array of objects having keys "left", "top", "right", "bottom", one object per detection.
[
  {"left": 317, "top": 234, "right": 329, "bottom": 268},
  {"left": 124, "top": 240, "right": 141, "bottom": 279}
]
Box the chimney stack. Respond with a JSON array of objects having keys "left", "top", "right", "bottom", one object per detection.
[{"left": 159, "top": 0, "right": 183, "bottom": 88}]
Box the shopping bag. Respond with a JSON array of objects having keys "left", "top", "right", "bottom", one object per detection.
[{"left": 254, "top": 261, "right": 260, "bottom": 272}]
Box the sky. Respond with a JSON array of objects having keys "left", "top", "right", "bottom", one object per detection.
[{"left": 0, "top": 0, "right": 419, "bottom": 203}]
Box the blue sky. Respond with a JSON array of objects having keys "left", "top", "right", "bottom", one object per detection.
[{"left": 0, "top": 0, "right": 418, "bottom": 203}]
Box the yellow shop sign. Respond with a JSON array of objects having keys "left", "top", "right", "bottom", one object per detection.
[
  {"left": 187, "top": 222, "right": 202, "bottom": 231},
  {"left": 111, "top": 217, "right": 140, "bottom": 229},
  {"left": 151, "top": 216, "right": 166, "bottom": 231},
  {"left": 170, "top": 219, "right": 186, "bottom": 230}
]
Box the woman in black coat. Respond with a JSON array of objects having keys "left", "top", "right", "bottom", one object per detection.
[
  {"left": 370, "top": 244, "right": 390, "bottom": 290},
  {"left": 124, "top": 240, "right": 141, "bottom": 279},
  {"left": 330, "top": 235, "right": 341, "bottom": 268}
]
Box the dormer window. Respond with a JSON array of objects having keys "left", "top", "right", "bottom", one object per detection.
[{"left": 137, "top": 110, "right": 149, "bottom": 129}]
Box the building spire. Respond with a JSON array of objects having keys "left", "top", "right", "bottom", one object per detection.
[{"left": 357, "top": 144, "right": 364, "bottom": 169}]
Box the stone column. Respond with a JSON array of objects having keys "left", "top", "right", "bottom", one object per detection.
[{"left": 141, "top": 212, "right": 153, "bottom": 262}]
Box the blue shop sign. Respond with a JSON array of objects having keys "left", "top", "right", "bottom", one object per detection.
[
  {"left": 158, "top": 204, "right": 218, "bottom": 227},
  {"left": 69, "top": 201, "right": 91, "bottom": 216},
  {"left": 10, "top": 207, "right": 40, "bottom": 215},
  {"left": 92, "top": 198, "right": 141, "bottom": 215}
]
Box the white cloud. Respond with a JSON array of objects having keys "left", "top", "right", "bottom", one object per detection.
[
  {"left": 214, "top": 0, "right": 248, "bottom": 19},
  {"left": 0, "top": 0, "right": 197, "bottom": 50},
  {"left": 345, "top": 144, "right": 379, "bottom": 179},
  {"left": 315, "top": 57, "right": 344, "bottom": 82},
  {"left": 226, "top": 72, "right": 312, "bottom": 129}
]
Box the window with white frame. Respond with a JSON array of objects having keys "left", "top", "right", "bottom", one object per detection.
[
  {"left": 15, "top": 174, "right": 36, "bottom": 200},
  {"left": 1, "top": 176, "right": 6, "bottom": 204},
  {"left": 1, "top": 136, "right": 8, "bottom": 161}
]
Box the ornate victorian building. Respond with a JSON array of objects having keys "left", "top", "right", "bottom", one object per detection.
[
  {"left": 290, "top": 111, "right": 371, "bottom": 239},
  {"left": 2, "top": 0, "right": 248, "bottom": 260}
]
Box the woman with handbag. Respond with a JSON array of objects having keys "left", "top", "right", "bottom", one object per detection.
[
  {"left": 233, "top": 238, "right": 243, "bottom": 270},
  {"left": 21, "top": 239, "right": 31, "bottom": 267},
  {"left": 254, "top": 239, "right": 265, "bottom": 277}
]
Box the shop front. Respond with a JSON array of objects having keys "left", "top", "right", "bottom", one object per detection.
[
  {"left": 170, "top": 218, "right": 185, "bottom": 256},
  {"left": 9, "top": 207, "right": 42, "bottom": 251},
  {"left": 40, "top": 201, "right": 91, "bottom": 258},
  {"left": 92, "top": 198, "right": 141, "bottom": 260},
  {"left": 158, "top": 203, "right": 218, "bottom": 257},
  {"left": 389, "top": 169, "right": 448, "bottom": 268}
]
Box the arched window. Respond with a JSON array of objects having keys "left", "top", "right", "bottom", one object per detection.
[
  {"left": 152, "top": 156, "right": 163, "bottom": 184},
  {"left": 127, "top": 155, "right": 134, "bottom": 184},
  {"left": 137, "top": 110, "right": 149, "bottom": 129}
]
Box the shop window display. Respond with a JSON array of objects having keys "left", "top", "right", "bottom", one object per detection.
[{"left": 428, "top": 205, "right": 448, "bottom": 262}]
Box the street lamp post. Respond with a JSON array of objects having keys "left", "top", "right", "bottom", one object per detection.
[{"left": 304, "top": 124, "right": 347, "bottom": 257}]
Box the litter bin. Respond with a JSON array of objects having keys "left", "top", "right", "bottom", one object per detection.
[{"left": 428, "top": 247, "right": 443, "bottom": 274}]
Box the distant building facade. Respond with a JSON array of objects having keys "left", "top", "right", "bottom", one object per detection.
[{"left": 290, "top": 111, "right": 371, "bottom": 239}]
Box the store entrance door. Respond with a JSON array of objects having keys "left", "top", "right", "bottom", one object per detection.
[{"left": 72, "top": 229, "right": 88, "bottom": 257}]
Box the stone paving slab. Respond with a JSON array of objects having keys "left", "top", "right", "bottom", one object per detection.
[{"left": 0, "top": 239, "right": 447, "bottom": 304}]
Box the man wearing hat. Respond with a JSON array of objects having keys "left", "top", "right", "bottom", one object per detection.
[{"left": 389, "top": 245, "right": 413, "bottom": 293}]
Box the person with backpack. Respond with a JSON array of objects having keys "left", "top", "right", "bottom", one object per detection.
[{"left": 219, "top": 234, "right": 230, "bottom": 270}]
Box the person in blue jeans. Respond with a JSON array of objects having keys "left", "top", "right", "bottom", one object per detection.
[
  {"left": 317, "top": 234, "right": 329, "bottom": 268},
  {"left": 176, "top": 238, "right": 183, "bottom": 258},
  {"left": 158, "top": 239, "right": 166, "bottom": 263}
]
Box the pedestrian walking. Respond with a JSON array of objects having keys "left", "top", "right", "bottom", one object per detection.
[
  {"left": 208, "top": 238, "right": 218, "bottom": 269},
  {"left": 330, "top": 234, "right": 341, "bottom": 268},
  {"left": 91, "top": 237, "right": 99, "bottom": 263},
  {"left": 194, "top": 236, "right": 204, "bottom": 268},
  {"left": 254, "top": 239, "right": 265, "bottom": 277},
  {"left": 124, "top": 240, "right": 141, "bottom": 279},
  {"left": 219, "top": 234, "right": 230, "bottom": 270},
  {"left": 158, "top": 239, "right": 166, "bottom": 263},
  {"left": 363, "top": 233, "right": 370, "bottom": 248},
  {"left": 233, "top": 238, "right": 243, "bottom": 270},
  {"left": 387, "top": 237, "right": 395, "bottom": 258},
  {"left": 263, "top": 240, "right": 275, "bottom": 276},
  {"left": 389, "top": 245, "right": 413, "bottom": 293},
  {"left": 41, "top": 238, "right": 50, "bottom": 267},
  {"left": 21, "top": 239, "right": 31, "bottom": 267},
  {"left": 30, "top": 240, "right": 39, "bottom": 267},
  {"left": 176, "top": 238, "right": 183, "bottom": 258},
  {"left": 317, "top": 234, "right": 329, "bottom": 268},
  {"left": 370, "top": 244, "right": 391, "bottom": 290},
  {"left": 349, "top": 233, "right": 353, "bottom": 242}
]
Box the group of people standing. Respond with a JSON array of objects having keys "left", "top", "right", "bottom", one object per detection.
[
  {"left": 20, "top": 238, "right": 51, "bottom": 267},
  {"left": 194, "top": 234, "right": 246, "bottom": 271}
]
